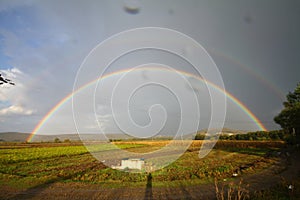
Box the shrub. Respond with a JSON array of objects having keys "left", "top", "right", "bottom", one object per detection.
[
  {"left": 64, "top": 139, "right": 71, "bottom": 143},
  {"left": 54, "top": 138, "right": 61, "bottom": 143}
]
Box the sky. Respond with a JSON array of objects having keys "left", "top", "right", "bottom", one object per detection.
[{"left": 0, "top": 0, "right": 299, "bottom": 137}]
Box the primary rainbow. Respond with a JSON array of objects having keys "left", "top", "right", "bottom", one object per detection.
[{"left": 27, "top": 67, "right": 267, "bottom": 142}]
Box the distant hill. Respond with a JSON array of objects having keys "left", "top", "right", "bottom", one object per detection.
[
  {"left": 0, "top": 132, "right": 31, "bottom": 142},
  {"left": 0, "top": 132, "right": 134, "bottom": 142},
  {"left": 0, "top": 128, "right": 249, "bottom": 142},
  {"left": 196, "top": 128, "right": 248, "bottom": 135}
]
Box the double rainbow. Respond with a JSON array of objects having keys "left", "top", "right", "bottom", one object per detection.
[{"left": 27, "top": 68, "right": 267, "bottom": 142}]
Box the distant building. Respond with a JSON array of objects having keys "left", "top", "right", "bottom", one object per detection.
[
  {"left": 217, "top": 132, "right": 234, "bottom": 136},
  {"left": 112, "top": 158, "right": 145, "bottom": 170}
]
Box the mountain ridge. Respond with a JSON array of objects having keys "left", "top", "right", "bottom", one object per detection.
[{"left": 0, "top": 128, "right": 250, "bottom": 142}]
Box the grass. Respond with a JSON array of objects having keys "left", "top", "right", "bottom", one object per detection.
[
  {"left": 252, "top": 178, "right": 300, "bottom": 200},
  {"left": 0, "top": 140, "right": 296, "bottom": 199},
  {"left": 214, "top": 176, "right": 300, "bottom": 200}
]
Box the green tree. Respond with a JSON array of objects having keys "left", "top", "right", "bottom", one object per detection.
[
  {"left": 194, "top": 134, "right": 205, "bottom": 140},
  {"left": 274, "top": 82, "right": 300, "bottom": 142}
]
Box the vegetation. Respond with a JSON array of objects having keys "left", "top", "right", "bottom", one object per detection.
[
  {"left": 195, "top": 130, "right": 287, "bottom": 142},
  {"left": 214, "top": 176, "right": 300, "bottom": 200},
  {"left": 63, "top": 138, "right": 71, "bottom": 143},
  {"left": 1, "top": 140, "right": 296, "bottom": 199},
  {"left": 252, "top": 177, "right": 300, "bottom": 200},
  {"left": 215, "top": 178, "right": 249, "bottom": 200},
  {"left": 54, "top": 137, "right": 61, "bottom": 143},
  {"left": 0, "top": 73, "right": 15, "bottom": 86},
  {"left": 274, "top": 82, "right": 300, "bottom": 143}
]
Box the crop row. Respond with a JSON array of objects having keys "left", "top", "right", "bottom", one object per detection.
[{"left": 0, "top": 141, "right": 282, "bottom": 189}]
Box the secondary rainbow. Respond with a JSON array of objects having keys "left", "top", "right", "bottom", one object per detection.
[
  {"left": 208, "top": 48, "right": 285, "bottom": 100},
  {"left": 27, "top": 67, "right": 267, "bottom": 142}
]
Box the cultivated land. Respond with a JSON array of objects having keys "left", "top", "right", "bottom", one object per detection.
[{"left": 0, "top": 140, "right": 299, "bottom": 199}]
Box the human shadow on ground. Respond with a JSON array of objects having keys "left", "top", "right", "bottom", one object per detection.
[{"left": 144, "top": 173, "right": 153, "bottom": 200}]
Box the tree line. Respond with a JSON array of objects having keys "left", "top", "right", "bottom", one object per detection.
[
  {"left": 195, "top": 130, "right": 286, "bottom": 141},
  {"left": 195, "top": 82, "right": 300, "bottom": 144}
]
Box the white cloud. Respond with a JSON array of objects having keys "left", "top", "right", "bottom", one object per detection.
[
  {"left": 0, "top": 67, "right": 35, "bottom": 117},
  {"left": 96, "top": 113, "right": 113, "bottom": 132},
  {"left": 0, "top": 104, "right": 34, "bottom": 115},
  {"left": 0, "top": 67, "right": 24, "bottom": 99}
]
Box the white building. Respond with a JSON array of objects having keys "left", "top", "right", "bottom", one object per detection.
[{"left": 112, "top": 158, "right": 145, "bottom": 170}]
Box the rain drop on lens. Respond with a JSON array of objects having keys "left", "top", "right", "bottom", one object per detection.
[{"left": 123, "top": 0, "right": 141, "bottom": 14}]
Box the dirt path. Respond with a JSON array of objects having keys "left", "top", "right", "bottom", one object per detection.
[
  {"left": 2, "top": 182, "right": 216, "bottom": 200},
  {"left": 244, "top": 150, "right": 300, "bottom": 191},
  {"left": 2, "top": 151, "right": 299, "bottom": 200}
]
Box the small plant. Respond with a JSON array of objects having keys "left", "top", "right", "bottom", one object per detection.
[
  {"left": 215, "top": 178, "right": 249, "bottom": 200},
  {"left": 64, "top": 139, "right": 71, "bottom": 143}
]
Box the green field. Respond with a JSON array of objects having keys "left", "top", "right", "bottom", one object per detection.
[{"left": 0, "top": 140, "right": 299, "bottom": 199}]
